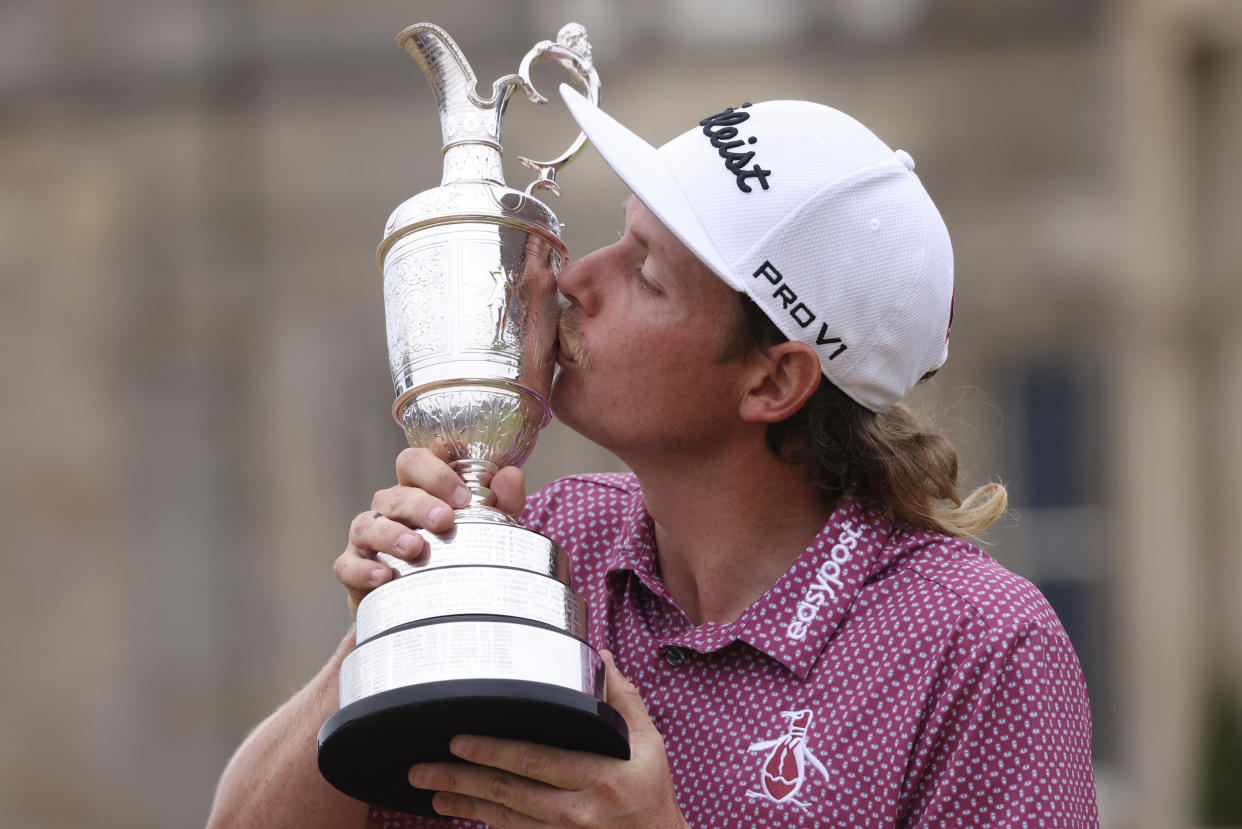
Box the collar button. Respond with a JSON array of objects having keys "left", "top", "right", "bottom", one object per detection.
[{"left": 661, "top": 646, "right": 688, "bottom": 667}]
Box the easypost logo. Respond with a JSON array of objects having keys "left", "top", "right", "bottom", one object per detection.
[{"left": 786, "top": 521, "right": 863, "bottom": 641}]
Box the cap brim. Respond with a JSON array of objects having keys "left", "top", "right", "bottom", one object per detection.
[{"left": 558, "top": 84, "right": 740, "bottom": 290}]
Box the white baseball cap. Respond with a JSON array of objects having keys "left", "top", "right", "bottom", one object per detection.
[{"left": 558, "top": 84, "right": 954, "bottom": 412}]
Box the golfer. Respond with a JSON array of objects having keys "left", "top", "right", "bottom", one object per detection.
[{"left": 208, "top": 87, "right": 1099, "bottom": 828}]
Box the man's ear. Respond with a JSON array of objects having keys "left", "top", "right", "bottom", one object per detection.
[{"left": 738, "top": 341, "right": 821, "bottom": 423}]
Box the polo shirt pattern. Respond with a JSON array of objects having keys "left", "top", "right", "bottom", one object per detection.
[{"left": 370, "top": 473, "right": 1098, "bottom": 828}]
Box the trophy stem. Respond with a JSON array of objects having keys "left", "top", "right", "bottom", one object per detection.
[
  {"left": 449, "top": 459, "right": 519, "bottom": 525},
  {"left": 451, "top": 458, "right": 497, "bottom": 503}
]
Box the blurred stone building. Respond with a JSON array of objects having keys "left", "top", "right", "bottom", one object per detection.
[{"left": 1, "top": 1, "right": 1239, "bottom": 827}]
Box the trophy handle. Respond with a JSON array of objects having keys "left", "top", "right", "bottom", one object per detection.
[{"left": 515, "top": 23, "right": 601, "bottom": 197}]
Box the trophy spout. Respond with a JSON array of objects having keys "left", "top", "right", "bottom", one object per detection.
[{"left": 398, "top": 23, "right": 515, "bottom": 186}]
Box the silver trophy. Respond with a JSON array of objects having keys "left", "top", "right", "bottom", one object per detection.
[{"left": 317, "top": 23, "right": 628, "bottom": 816}]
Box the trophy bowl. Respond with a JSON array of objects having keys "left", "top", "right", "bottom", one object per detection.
[{"left": 316, "top": 23, "right": 628, "bottom": 817}]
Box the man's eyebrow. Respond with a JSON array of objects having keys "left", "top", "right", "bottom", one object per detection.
[{"left": 620, "top": 199, "right": 651, "bottom": 250}]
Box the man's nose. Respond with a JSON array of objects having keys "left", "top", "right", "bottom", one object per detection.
[{"left": 555, "top": 244, "right": 608, "bottom": 316}]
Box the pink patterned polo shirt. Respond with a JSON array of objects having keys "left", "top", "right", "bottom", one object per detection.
[{"left": 370, "top": 473, "right": 1098, "bottom": 828}]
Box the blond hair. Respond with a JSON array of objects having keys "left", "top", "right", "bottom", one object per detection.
[{"left": 846, "top": 398, "right": 1007, "bottom": 537}]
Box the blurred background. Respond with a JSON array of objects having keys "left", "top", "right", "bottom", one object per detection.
[{"left": 2, "top": 0, "right": 1240, "bottom": 826}]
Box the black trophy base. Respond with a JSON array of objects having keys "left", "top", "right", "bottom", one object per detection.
[{"left": 317, "top": 678, "right": 631, "bottom": 817}]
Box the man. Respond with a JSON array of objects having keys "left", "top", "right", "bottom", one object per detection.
[{"left": 208, "top": 87, "right": 1099, "bottom": 828}]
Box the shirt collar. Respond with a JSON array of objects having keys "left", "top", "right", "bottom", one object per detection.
[
  {"left": 603, "top": 488, "right": 917, "bottom": 679},
  {"left": 602, "top": 488, "right": 670, "bottom": 599},
  {"left": 732, "top": 494, "right": 906, "bottom": 678}
]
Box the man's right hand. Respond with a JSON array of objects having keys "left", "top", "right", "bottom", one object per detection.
[{"left": 334, "top": 446, "right": 527, "bottom": 617}]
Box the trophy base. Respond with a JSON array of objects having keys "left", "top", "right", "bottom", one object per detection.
[{"left": 317, "top": 678, "right": 631, "bottom": 817}]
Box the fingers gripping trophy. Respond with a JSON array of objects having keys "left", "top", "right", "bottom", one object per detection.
[{"left": 316, "top": 23, "right": 629, "bottom": 816}]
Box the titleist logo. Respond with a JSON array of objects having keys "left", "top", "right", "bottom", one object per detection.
[{"left": 698, "top": 104, "right": 772, "bottom": 193}]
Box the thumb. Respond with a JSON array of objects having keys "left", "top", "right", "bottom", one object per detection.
[
  {"left": 488, "top": 466, "right": 527, "bottom": 520},
  {"left": 601, "top": 650, "right": 655, "bottom": 734}
]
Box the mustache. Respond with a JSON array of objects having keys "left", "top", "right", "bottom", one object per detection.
[{"left": 557, "top": 309, "right": 592, "bottom": 369}]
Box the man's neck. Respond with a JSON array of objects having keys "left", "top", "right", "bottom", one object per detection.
[{"left": 628, "top": 439, "right": 833, "bottom": 626}]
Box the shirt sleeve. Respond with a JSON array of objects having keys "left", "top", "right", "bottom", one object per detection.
[
  {"left": 366, "top": 806, "right": 452, "bottom": 827},
  {"left": 899, "top": 622, "right": 1099, "bottom": 828},
  {"left": 368, "top": 807, "right": 489, "bottom": 828}
]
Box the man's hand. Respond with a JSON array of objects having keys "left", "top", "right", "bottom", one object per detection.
[
  {"left": 408, "top": 651, "right": 689, "bottom": 829},
  {"left": 334, "top": 446, "right": 527, "bottom": 616}
]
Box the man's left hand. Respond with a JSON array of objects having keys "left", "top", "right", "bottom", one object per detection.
[{"left": 408, "top": 651, "right": 689, "bottom": 829}]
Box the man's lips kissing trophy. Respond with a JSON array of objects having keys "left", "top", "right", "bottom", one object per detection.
[{"left": 316, "top": 22, "right": 629, "bottom": 816}]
